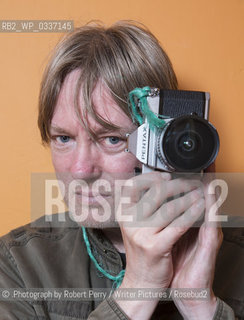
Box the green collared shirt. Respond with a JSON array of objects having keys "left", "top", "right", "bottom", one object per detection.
[{"left": 0, "top": 213, "right": 241, "bottom": 319}]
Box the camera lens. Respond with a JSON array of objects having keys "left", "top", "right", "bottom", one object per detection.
[
  {"left": 160, "top": 116, "right": 219, "bottom": 172},
  {"left": 179, "top": 135, "right": 197, "bottom": 153},
  {"left": 182, "top": 139, "right": 194, "bottom": 151}
]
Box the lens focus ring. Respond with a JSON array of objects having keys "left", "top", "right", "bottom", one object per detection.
[{"left": 156, "top": 124, "right": 175, "bottom": 172}]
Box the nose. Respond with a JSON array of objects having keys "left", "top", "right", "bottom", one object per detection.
[{"left": 70, "top": 142, "right": 102, "bottom": 182}]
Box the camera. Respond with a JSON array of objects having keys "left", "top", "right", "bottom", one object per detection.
[{"left": 127, "top": 88, "right": 220, "bottom": 173}]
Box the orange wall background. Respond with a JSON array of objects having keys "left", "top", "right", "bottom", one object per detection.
[{"left": 0, "top": 0, "right": 243, "bottom": 235}]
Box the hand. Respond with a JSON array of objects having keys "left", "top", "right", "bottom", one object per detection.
[
  {"left": 114, "top": 172, "right": 205, "bottom": 319},
  {"left": 170, "top": 172, "right": 223, "bottom": 320}
]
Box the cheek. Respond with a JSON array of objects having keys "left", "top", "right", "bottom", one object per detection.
[
  {"left": 103, "top": 152, "right": 141, "bottom": 174},
  {"left": 51, "top": 150, "right": 71, "bottom": 172}
]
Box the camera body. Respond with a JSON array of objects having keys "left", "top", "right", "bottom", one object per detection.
[{"left": 127, "top": 88, "right": 219, "bottom": 173}]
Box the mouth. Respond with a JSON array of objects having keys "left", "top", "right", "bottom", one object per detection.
[{"left": 74, "top": 191, "right": 112, "bottom": 205}]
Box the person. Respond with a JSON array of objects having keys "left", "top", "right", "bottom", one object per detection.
[{"left": 0, "top": 21, "right": 242, "bottom": 319}]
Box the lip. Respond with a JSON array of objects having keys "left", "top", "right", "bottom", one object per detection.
[
  {"left": 75, "top": 191, "right": 111, "bottom": 197},
  {"left": 73, "top": 192, "right": 112, "bottom": 205}
]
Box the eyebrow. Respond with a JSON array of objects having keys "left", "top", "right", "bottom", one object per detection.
[
  {"left": 50, "top": 125, "right": 134, "bottom": 137},
  {"left": 94, "top": 127, "right": 135, "bottom": 136},
  {"left": 50, "top": 125, "right": 73, "bottom": 135}
]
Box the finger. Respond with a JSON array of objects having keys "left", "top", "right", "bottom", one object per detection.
[
  {"left": 195, "top": 175, "right": 223, "bottom": 267},
  {"left": 188, "top": 224, "right": 223, "bottom": 283},
  {"left": 204, "top": 184, "right": 217, "bottom": 224},
  {"left": 200, "top": 170, "right": 222, "bottom": 229},
  {"left": 199, "top": 182, "right": 223, "bottom": 257},
  {"left": 116, "top": 172, "right": 172, "bottom": 225},
  {"left": 156, "top": 198, "right": 205, "bottom": 250},
  {"left": 136, "top": 178, "right": 202, "bottom": 217},
  {"left": 144, "top": 187, "right": 204, "bottom": 228},
  {"left": 203, "top": 180, "right": 224, "bottom": 230},
  {"left": 120, "top": 171, "right": 172, "bottom": 204}
]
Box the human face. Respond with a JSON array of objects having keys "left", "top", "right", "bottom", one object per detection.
[{"left": 50, "top": 69, "right": 140, "bottom": 228}]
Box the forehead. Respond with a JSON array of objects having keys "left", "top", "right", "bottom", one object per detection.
[{"left": 51, "top": 69, "right": 132, "bottom": 130}]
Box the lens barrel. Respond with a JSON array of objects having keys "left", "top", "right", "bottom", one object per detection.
[{"left": 158, "top": 115, "right": 219, "bottom": 172}]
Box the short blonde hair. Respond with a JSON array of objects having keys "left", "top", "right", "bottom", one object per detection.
[{"left": 38, "top": 20, "right": 178, "bottom": 143}]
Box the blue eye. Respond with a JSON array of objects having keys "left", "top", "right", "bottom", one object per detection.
[
  {"left": 58, "top": 136, "right": 70, "bottom": 143},
  {"left": 99, "top": 135, "right": 126, "bottom": 153},
  {"left": 108, "top": 137, "right": 120, "bottom": 145}
]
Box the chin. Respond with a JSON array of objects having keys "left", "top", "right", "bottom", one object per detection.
[
  {"left": 63, "top": 193, "right": 121, "bottom": 229},
  {"left": 68, "top": 206, "right": 119, "bottom": 229}
]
